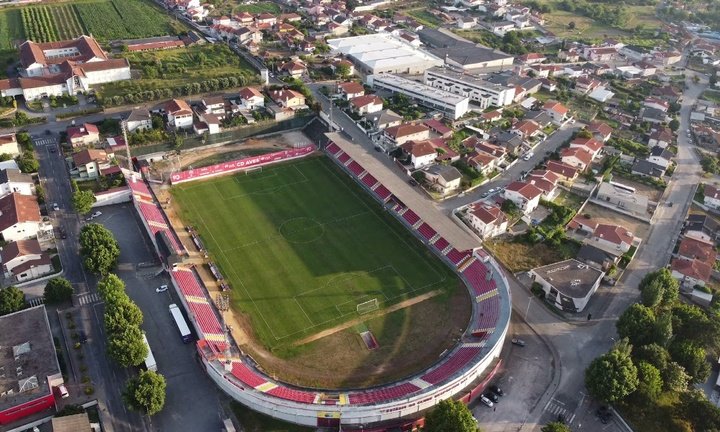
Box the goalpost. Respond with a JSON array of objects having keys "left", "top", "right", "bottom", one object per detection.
[
  {"left": 245, "top": 166, "right": 263, "bottom": 175},
  {"left": 356, "top": 298, "right": 379, "bottom": 315}
]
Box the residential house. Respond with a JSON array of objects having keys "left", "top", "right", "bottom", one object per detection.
[
  {"left": 527, "top": 169, "right": 560, "bottom": 200},
  {"left": 195, "top": 113, "right": 221, "bottom": 135},
  {"left": 481, "top": 110, "right": 503, "bottom": 123},
  {"left": 671, "top": 257, "right": 712, "bottom": 288},
  {"left": 467, "top": 152, "right": 499, "bottom": 174},
  {"left": 423, "top": 164, "right": 462, "bottom": 194},
  {"left": 256, "top": 12, "right": 277, "bottom": 25},
  {"left": 493, "top": 132, "right": 523, "bottom": 155},
  {"left": 704, "top": 184, "right": 720, "bottom": 210},
  {"left": 269, "top": 89, "right": 306, "bottom": 109},
  {"left": 517, "top": 53, "right": 546, "bottom": 64},
  {"left": 279, "top": 60, "right": 307, "bottom": 79},
  {"left": 575, "top": 77, "right": 601, "bottom": 94},
  {"left": 351, "top": 95, "right": 383, "bottom": 115},
  {"left": 0, "top": 169, "right": 33, "bottom": 198},
  {"left": 677, "top": 236, "right": 716, "bottom": 264},
  {"left": 589, "top": 223, "right": 637, "bottom": 256},
  {"left": 66, "top": 123, "right": 100, "bottom": 148},
  {"left": 631, "top": 159, "right": 665, "bottom": 178},
  {"left": 383, "top": 123, "right": 430, "bottom": 147},
  {"left": 456, "top": 17, "right": 476, "bottom": 29},
  {"left": 0, "top": 193, "right": 42, "bottom": 242},
  {"left": 238, "top": 87, "right": 264, "bottom": 110},
  {"left": 595, "top": 181, "right": 648, "bottom": 216},
  {"left": 643, "top": 97, "right": 670, "bottom": 112},
  {"left": 511, "top": 119, "right": 541, "bottom": 138},
  {"left": 423, "top": 119, "right": 453, "bottom": 138},
  {"left": 543, "top": 101, "right": 569, "bottom": 124},
  {"left": 366, "top": 109, "right": 402, "bottom": 130},
  {"left": 467, "top": 203, "right": 508, "bottom": 239},
  {"left": 72, "top": 149, "right": 109, "bottom": 179},
  {"left": 0, "top": 239, "right": 52, "bottom": 282},
  {"left": 569, "top": 137, "right": 603, "bottom": 160},
  {"left": 503, "top": 181, "right": 543, "bottom": 213},
  {"left": 401, "top": 140, "right": 437, "bottom": 169},
  {"left": 641, "top": 107, "right": 669, "bottom": 124},
  {"left": 583, "top": 47, "right": 617, "bottom": 62},
  {"left": 648, "top": 128, "right": 673, "bottom": 148},
  {"left": 567, "top": 215, "right": 599, "bottom": 234},
  {"left": 165, "top": 99, "right": 194, "bottom": 129},
  {"left": 546, "top": 160, "right": 579, "bottom": 182},
  {"left": 337, "top": 81, "right": 365, "bottom": 100},
  {"left": 200, "top": 96, "right": 226, "bottom": 117},
  {"left": 684, "top": 214, "right": 720, "bottom": 244},
  {"left": 525, "top": 110, "right": 553, "bottom": 127},
  {"left": 647, "top": 146, "right": 674, "bottom": 169},
  {"left": 576, "top": 244, "right": 618, "bottom": 271},
  {"left": 125, "top": 109, "right": 152, "bottom": 133},
  {"left": 560, "top": 147, "right": 593, "bottom": 170},
  {"left": 104, "top": 136, "right": 125, "bottom": 158},
  {"left": 0, "top": 133, "right": 20, "bottom": 157}
]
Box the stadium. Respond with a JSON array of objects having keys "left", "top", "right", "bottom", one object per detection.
[{"left": 126, "top": 131, "right": 511, "bottom": 430}]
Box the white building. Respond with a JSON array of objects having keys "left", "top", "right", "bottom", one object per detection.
[
  {"left": 327, "top": 33, "right": 443, "bottom": 76},
  {"left": 165, "top": 99, "right": 194, "bottom": 129},
  {"left": 467, "top": 203, "right": 507, "bottom": 239},
  {"left": 503, "top": 181, "right": 543, "bottom": 214},
  {"left": 0, "top": 134, "right": 20, "bottom": 157},
  {"left": 126, "top": 109, "right": 152, "bottom": 132},
  {"left": 0, "top": 193, "right": 42, "bottom": 242},
  {"left": 589, "top": 224, "right": 638, "bottom": 257},
  {"left": 401, "top": 140, "right": 436, "bottom": 169},
  {"left": 0, "top": 169, "right": 34, "bottom": 198},
  {"left": 529, "top": 259, "right": 605, "bottom": 313},
  {"left": 368, "top": 74, "right": 469, "bottom": 120},
  {"left": 238, "top": 87, "right": 265, "bottom": 110},
  {"left": 703, "top": 184, "right": 720, "bottom": 210},
  {"left": 424, "top": 67, "right": 515, "bottom": 109},
  {"left": 0, "top": 239, "right": 53, "bottom": 283}
]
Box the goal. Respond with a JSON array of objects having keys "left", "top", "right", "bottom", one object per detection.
[
  {"left": 356, "top": 298, "right": 379, "bottom": 315},
  {"left": 245, "top": 166, "right": 263, "bottom": 175}
]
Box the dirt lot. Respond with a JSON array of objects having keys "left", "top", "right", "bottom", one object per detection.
[
  {"left": 612, "top": 175, "right": 664, "bottom": 202},
  {"left": 579, "top": 202, "right": 650, "bottom": 239},
  {"left": 485, "top": 240, "right": 579, "bottom": 274}
]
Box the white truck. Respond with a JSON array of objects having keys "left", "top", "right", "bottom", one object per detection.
[{"left": 142, "top": 332, "right": 157, "bottom": 372}]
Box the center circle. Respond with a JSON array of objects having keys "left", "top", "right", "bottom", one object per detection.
[{"left": 279, "top": 217, "right": 324, "bottom": 243}]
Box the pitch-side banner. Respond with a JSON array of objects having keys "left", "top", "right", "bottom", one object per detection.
[{"left": 170, "top": 145, "right": 316, "bottom": 184}]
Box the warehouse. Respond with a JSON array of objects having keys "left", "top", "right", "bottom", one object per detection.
[
  {"left": 327, "top": 33, "right": 443, "bottom": 76},
  {"left": 424, "top": 67, "right": 516, "bottom": 108},
  {"left": 368, "top": 74, "right": 469, "bottom": 120}
]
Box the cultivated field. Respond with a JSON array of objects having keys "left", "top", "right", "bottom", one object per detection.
[
  {"left": 0, "top": 0, "right": 182, "bottom": 48},
  {"left": 171, "top": 157, "right": 461, "bottom": 357}
]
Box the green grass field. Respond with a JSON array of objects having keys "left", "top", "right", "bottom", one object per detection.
[{"left": 171, "top": 157, "right": 459, "bottom": 351}]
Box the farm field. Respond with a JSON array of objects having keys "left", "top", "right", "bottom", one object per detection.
[
  {"left": 170, "top": 157, "right": 461, "bottom": 355},
  {"left": 214, "top": 1, "right": 281, "bottom": 15},
  {"left": 97, "top": 44, "right": 257, "bottom": 100},
  {"left": 0, "top": 0, "right": 183, "bottom": 48}
]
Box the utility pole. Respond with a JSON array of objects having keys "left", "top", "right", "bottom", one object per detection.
[{"left": 121, "top": 118, "right": 132, "bottom": 170}]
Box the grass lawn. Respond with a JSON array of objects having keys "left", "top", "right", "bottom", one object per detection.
[
  {"left": 486, "top": 240, "right": 580, "bottom": 273},
  {"left": 702, "top": 90, "right": 720, "bottom": 104},
  {"left": 0, "top": 9, "right": 24, "bottom": 50},
  {"left": 406, "top": 9, "right": 443, "bottom": 28},
  {"left": 231, "top": 402, "right": 313, "bottom": 432},
  {"left": 97, "top": 44, "right": 257, "bottom": 99},
  {"left": 553, "top": 190, "right": 586, "bottom": 210},
  {"left": 171, "top": 157, "right": 459, "bottom": 353}
]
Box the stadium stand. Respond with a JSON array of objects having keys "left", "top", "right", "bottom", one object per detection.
[
  {"left": 187, "top": 301, "right": 225, "bottom": 335},
  {"left": 348, "top": 161, "right": 365, "bottom": 176},
  {"left": 402, "top": 209, "right": 420, "bottom": 226},
  {"left": 421, "top": 347, "right": 482, "bottom": 384},
  {"left": 361, "top": 173, "right": 379, "bottom": 189},
  {"left": 417, "top": 223, "right": 437, "bottom": 241},
  {"left": 231, "top": 361, "right": 268, "bottom": 388},
  {"left": 374, "top": 185, "right": 392, "bottom": 201},
  {"left": 326, "top": 143, "right": 342, "bottom": 155},
  {"left": 446, "top": 248, "right": 469, "bottom": 266},
  {"left": 172, "top": 268, "right": 207, "bottom": 297},
  {"left": 462, "top": 261, "right": 497, "bottom": 297},
  {"left": 433, "top": 237, "right": 449, "bottom": 252},
  {"left": 267, "top": 386, "right": 317, "bottom": 404},
  {"left": 338, "top": 152, "right": 351, "bottom": 164},
  {"left": 348, "top": 383, "right": 421, "bottom": 405}
]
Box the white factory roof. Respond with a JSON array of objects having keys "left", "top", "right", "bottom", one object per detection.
[
  {"left": 328, "top": 33, "right": 443, "bottom": 71},
  {"left": 370, "top": 74, "right": 469, "bottom": 105}
]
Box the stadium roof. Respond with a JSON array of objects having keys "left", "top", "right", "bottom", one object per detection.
[{"left": 327, "top": 132, "right": 479, "bottom": 251}]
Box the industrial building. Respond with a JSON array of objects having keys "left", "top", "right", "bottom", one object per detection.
[
  {"left": 0, "top": 306, "right": 64, "bottom": 425},
  {"left": 424, "top": 67, "right": 516, "bottom": 108},
  {"left": 418, "top": 28, "right": 514, "bottom": 72},
  {"left": 327, "top": 33, "right": 443, "bottom": 76},
  {"left": 367, "top": 74, "right": 469, "bottom": 120}
]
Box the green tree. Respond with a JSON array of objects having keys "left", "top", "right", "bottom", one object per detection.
[
  {"left": 585, "top": 339, "right": 639, "bottom": 403},
  {"left": 669, "top": 118, "right": 680, "bottom": 131},
  {"left": 107, "top": 325, "right": 148, "bottom": 367},
  {"left": 640, "top": 278, "right": 665, "bottom": 308},
  {"left": 16, "top": 152, "right": 39, "bottom": 173},
  {"left": 634, "top": 343, "right": 669, "bottom": 371},
  {"left": 541, "top": 422, "right": 571, "bottom": 432},
  {"left": 79, "top": 224, "right": 120, "bottom": 275},
  {"left": 0, "top": 286, "right": 25, "bottom": 316},
  {"left": 97, "top": 274, "right": 126, "bottom": 301},
  {"left": 43, "top": 278, "right": 74, "bottom": 304},
  {"left": 677, "top": 389, "right": 720, "bottom": 431},
  {"left": 123, "top": 370, "right": 167, "bottom": 416},
  {"left": 617, "top": 303, "right": 656, "bottom": 346},
  {"left": 72, "top": 190, "right": 97, "bottom": 215},
  {"left": 652, "top": 311, "right": 673, "bottom": 347},
  {"left": 635, "top": 361, "right": 663, "bottom": 402},
  {"left": 500, "top": 199, "right": 520, "bottom": 219},
  {"left": 575, "top": 129, "right": 592, "bottom": 139},
  {"left": 662, "top": 361, "right": 690, "bottom": 392},
  {"left": 423, "top": 399, "right": 478, "bottom": 432},
  {"left": 669, "top": 340, "right": 711, "bottom": 383},
  {"left": 335, "top": 63, "right": 351, "bottom": 78},
  {"left": 104, "top": 300, "right": 144, "bottom": 334},
  {"left": 672, "top": 303, "right": 711, "bottom": 345}
]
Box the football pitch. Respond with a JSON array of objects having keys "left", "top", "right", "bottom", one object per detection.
[{"left": 171, "top": 156, "right": 460, "bottom": 351}]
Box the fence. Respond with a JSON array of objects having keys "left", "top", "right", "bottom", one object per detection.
[{"left": 132, "top": 116, "right": 315, "bottom": 157}]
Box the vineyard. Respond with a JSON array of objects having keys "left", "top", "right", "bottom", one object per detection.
[{"left": 0, "top": 0, "right": 181, "bottom": 48}]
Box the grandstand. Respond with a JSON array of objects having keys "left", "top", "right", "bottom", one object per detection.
[{"left": 123, "top": 136, "right": 511, "bottom": 430}]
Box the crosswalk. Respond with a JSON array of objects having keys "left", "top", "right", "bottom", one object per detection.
[
  {"left": 28, "top": 297, "right": 45, "bottom": 307},
  {"left": 77, "top": 292, "right": 101, "bottom": 306},
  {"left": 543, "top": 398, "right": 575, "bottom": 424},
  {"left": 33, "top": 138, "right": 55, "bottom": 147}
]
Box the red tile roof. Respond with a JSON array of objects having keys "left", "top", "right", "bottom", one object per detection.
[
  {"left": 72, "top": 149, "right": 108, "bottom": 166},
  {"left": 338, "top": 81, "right": 364, "bottom": 95},
  {"left": 239, "top": 87, "right": 263, "bottom": 100},
  {"left": 0, "top": 133, "right": 16, "bottom": 146},
  {"left": 0, "top": 238, "right": 42, "bottom": 263},
  {"left": 385, "top": 123, "right": 429, "bottom": 139},
  {"left": 166, "top": 99, "right": 192, "bottom": 115},
  {"left": 671, "top": 258, "right": 712, "bottom": 282},
  {"left": 471, "top": 204, "right": 504, "bottom": 224},
  {"left": 513, "top": 119, "right": 540, "bottom": 136},
  {"left": 423, "top": 118, "right": 452, "bottom": 135},
  {"left": 543, "top": 101, "right": 568, "bottom": 115},
  {"left": 561, "top": 147, "right": 593, "bottom": 166},
  {"left": 350, "top": 94, "right": 382, "bottom": 109},
  {"left": 0, "top": 193, "right": 41, "bottom": 231},
  {"left": 402, "top": 140, "right": 436, "bottom": 158},
  {"left": 587, "top": 121, "right": 613, "bottom": 138},
  {"left": 678, "top": 236, "right": 715, "bottom": 264},
  {"left": 546, "top": 160, "right": 579, "bottom": 179},
  {"left": 570, "top": 137, "right": 603, "bottom": 153},
  {"left": 67, "top": 123, "right": 99, "bottom": 140},
  {"left": 505, "top": 181, "right": 543, "bottom": 200},
  {"left": 593, "top": 224, "right": 634, "bottom": 246},
  {"left": 20, "top": 35, "right": 107, "bottom": 68}
]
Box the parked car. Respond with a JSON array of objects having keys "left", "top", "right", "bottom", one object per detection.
[
  {"left": 156, "top": 285, "right": 169, "bottom": 293},
  {"left": 52, "top": 203, "right": 59, "bottom": 211},
  {"left": 489, "top": 385, "right": 504, "bottom": 397},
  {"left": 480, "top": 395, "right": 494, "bottom": 408},
  {"left": 511, "top": 338, "right": 526, "bottom": 347},
  {"left": 484, "top": 392, "right": 499, "bottom": 403},
  {"left": 86, "top": 211, "right": 103, "bottom": 221}
]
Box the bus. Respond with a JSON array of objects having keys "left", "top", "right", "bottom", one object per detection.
[
  {"left": 169, "top": 303, "right": 193, "bottom": 343},
  {"left": 141, "top": 332, "right": 157, "bottom": 372}
]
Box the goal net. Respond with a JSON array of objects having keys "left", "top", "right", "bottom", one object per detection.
[
  {"left": 356, "top": 298, "right": 379, "bottom": 315},
  {"left": 245, "top": 166, "right": 263, "bottom": 175}
]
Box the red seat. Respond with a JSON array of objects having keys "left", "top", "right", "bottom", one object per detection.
[
  {"left": 417, "top": 223, "right": 436, "bottom": 241},
  {"left": 231, "top": 362, "right": 266, "bottom": 388},
  {"left": 171, "top": 269, "right": 206, "bottom": 297},
  {"left": 266, "top": 386, "right": 316, "bottom": 403},
  {"left": 348, "top": 382, "right": 421, "bottom": 405},
  {"left": 338, "top": 153, "right": 351, "bottom": 164},
  {"left": 402, "top": 210, "right": 420, "bottom": 226},
  {"left": 348, "top": 161, "right": 364, "bottom": 176},
  {"left": 433, "top": 237, "right": 449, "bottom": 251},
  {"left": 374, "top": 185, "right": 391, "bottom": 200},
  {"left": 421, "top": 347, "right": 481, "bottom": 384},
  {"left": 362, "top": 173, "right": 378, "bottom": 188}
]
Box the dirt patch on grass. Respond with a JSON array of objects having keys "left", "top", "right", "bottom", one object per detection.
[
  {"left": 612, "top": 176, "right": 663, "bottom": 202},
  {"left": 580, "top": 202, "right": 650, "bottom": 239},
  {"left": 244, "top": 284, "right": 471, "bottom": 389},
  {"left": 485, "top": 240, "right": 579, "bottom": 273}
]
